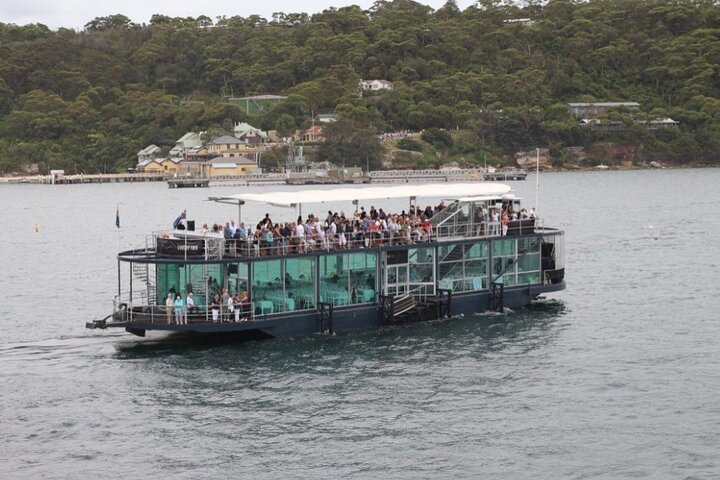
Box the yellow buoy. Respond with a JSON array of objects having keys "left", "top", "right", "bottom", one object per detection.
[{"left": 34, "top": 224, "right": 39, "bottom": 232}]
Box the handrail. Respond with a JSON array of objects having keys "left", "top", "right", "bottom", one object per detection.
[
  {"left": 118, "top": 221, "right": 555, "bottom": 262},
  {"left": 118, "top": 223, "right": 559, "bottom": 261}
]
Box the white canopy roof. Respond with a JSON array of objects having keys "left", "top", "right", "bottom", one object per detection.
[{"left": 210, "top": 182, "right": 511, "bottom": 207}]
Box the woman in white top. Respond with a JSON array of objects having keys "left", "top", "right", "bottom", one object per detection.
[
  {"left": 232, "top": 293, "right": 241, "bottom": 322},
  {"left": 294, "top": 221, "right": 305, "bottom": 253},
  {"left": 227, "top": 295, "right": 235, "bottom": 323}
]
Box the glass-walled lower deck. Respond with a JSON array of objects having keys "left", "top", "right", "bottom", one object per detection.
[
  {"left": 119, "top": 230, "right": 562, "bottom": 319},
  {"left": 150, "top": 251, "right": 380, "bottom": 316}
]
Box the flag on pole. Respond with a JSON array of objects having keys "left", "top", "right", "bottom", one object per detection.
[
  {"left": 173, "top": 209, "right": 187, "bottom": 230},
  {"left": 115, "top": 206, "right": 120, "bottom": 228}
]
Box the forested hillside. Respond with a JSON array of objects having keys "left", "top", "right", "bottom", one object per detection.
[{"left": 1, "top": 0, "right": 719, "bottom": 174}]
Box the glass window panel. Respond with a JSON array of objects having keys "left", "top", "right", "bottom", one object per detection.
[
  {"left": 320, "top": 254, "right": 348, "bottom": 306},
  {"left": 465, "top": 243, "right": 487, "bottom": 258},
  {"left": 493, "top": 257, "right": 516, "bottom": 276},
  {"left": 493, "top": 239, "right": 516, "bottom": 257},
  {"left": 409, "top": 247, "right": 434, "bottom": 264},
  {"left": 348, "top": 252, "right": 376, "bottom": 305},
  {"left": 517, "top": 273, "right": 541, "bottom": 285},
  {"left": 438, "top": 245, "right": 454, "bottom": 259},
  {"left": 465, "top": 259, "right": 487, "bottom": 274},
  {"left": 348, "top": 252, "right": 372, "bottom": 270},
  {"left": 226, "top": 263, "right": 249, "bottom": 304},
  {"left": 321, "top": 255, "right": 337, "bottom": 277},
  {"left": 156, "top": 263, "right": 179, "bottom": 304},
  {"left": 440, "top": 261, "right": 463, "bottom": 279},
  {"left": 253, "top": 259, "right": 285, "bottom": 313},
  {"left": 398, "top": 267, "right": 408, "bottom": 283},
  {"left": 466, "top": 277, "right": 487, "bottom": 289},
  {"left": 518, "top": 238, "right": 539, "bottom": 252},
  {"left": 253, "top": 259, "right": 282, "bottom": 286},
  {"left": 286, "top": 258, "right": 314, "bottom": 310},
  {"left": 410, "top": 263, "right": 434, "bottom": 283},
  {"left": 388, "top": 268, "right": 397, "bottom": 284},
  {"left": 517, "top": 253, "right": 541, "bottom": 273}
]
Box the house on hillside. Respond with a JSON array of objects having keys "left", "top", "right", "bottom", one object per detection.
[
  {"left": 504, "top": 18, "right": 535, "bottom": 27},
  {"left": 206, "top": 135, "right": 245, "bottom": 157},
  {"left": 137, "top": 157, "right": 182, "bottom": 174},
  {"left": 233, "top": 122, "right": 269, "bottom": 144},
  {"left": 169, "top": 132, "right": 203, "bottom": 157},
  {"left": 360, "top": 79, "right": 393, "bottom": 91},
  {"left": 206, "top": 156, "right": 260, "bottom": 176},
  {"left": 579, "top": 117, "right": 679, "bottom": 131},
  {"left": 314, "top": 114, "right": 338, "bottom": 124},
  {"left": 303, "top": 125, "right": 325, "bottom": 142},
  {"left": 137, "top": 144, "right": 161, "bottom": 163},
  {"left": 568, "top": 102, "right": 640, "bottom": 119},
  {"left": 643, "top": 118, "right": 680, "bottom": 129}
]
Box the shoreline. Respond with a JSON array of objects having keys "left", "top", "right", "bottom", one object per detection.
[{"left": 0, "top": 163, "right": 716, "bottom": 184}]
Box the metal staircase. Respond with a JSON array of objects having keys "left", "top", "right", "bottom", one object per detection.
[
  {"left": 188, "top": 265, "right": 211, "bottom": 301},
  {"left": 132, "top": 263, "right": 157, "bottom": 304},
  {"left": 429, "top": 202, "right": 470, "bottom": 239}
]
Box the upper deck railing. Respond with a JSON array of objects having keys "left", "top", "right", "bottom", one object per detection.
[{"left": 119, "top": 218, "right": 559, "bottom": 262}]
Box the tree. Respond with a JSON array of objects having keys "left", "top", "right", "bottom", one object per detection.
[
  {"left": 319, "top": 118, "right": 384, "bottom": 170},
  {"left": 84, "top": 14, "right": 134, "bottom": 31}
]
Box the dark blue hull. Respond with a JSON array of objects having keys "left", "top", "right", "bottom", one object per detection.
[{"left": 109, "top": 280, "right": 565, "bottom": 339}]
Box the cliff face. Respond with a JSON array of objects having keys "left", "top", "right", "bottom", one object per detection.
[
  {"left": 515, "top": 149, "right": 552, "bottom": 169},
  {"left": 515, "top": 144, "right": 645, "bottom": 169},
  {"left": 586, "top": 143, "right": 643, "bottom": 164}
]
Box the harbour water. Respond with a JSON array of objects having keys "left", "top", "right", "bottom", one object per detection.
[{"left": 1, "top": 169, "right": 719, "bottom": 478}]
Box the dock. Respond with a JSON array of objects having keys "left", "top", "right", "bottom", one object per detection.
[
  {"left": 168, "top": 178, "right": 210, "bottom": 188},
  {"left": 0, "top": 167, "right": 526, "bottom": 186},
  {"left": 369, "top": 167, "right": 527, "bottom": 182}
]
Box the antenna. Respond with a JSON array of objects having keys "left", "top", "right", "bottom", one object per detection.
[{"left": 535, "top": 148, "right": 540, "bottom": 215}]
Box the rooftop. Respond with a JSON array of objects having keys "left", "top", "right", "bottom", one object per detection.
[
  {"left": 210, "top": 135, "right": 242, "bottom": 145},
  {"left": 210, "top": 182, "right": 512, "bottom": 208}
]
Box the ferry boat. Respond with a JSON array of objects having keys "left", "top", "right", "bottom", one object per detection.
[{"left": 86, "top": 183, "right": 565, "bottom": 338}]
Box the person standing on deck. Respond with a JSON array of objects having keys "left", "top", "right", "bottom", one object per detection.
[
  {"left": 173, "top": 294, "right": 184, "bottom": 325},
  {"left": 232, "top": 293, "right": 242, "bottom": 322},
  {"left": 211, "top": 294, "right": 221, "bottom": 323},
  {"left": 186, "top": 292, "right": 197, "bottom": 315},
  {"left": 226, "top": 294, "right": 235, "bottom": 323},
  {"left": 490, "top": 208, "right": 500, "bottom": 235},
  {"left": 294, "top": 220, "right": 306, "bottom": 253},
  {"left": 221, "top": 288, "right": 230, "bottom": 321},
  {"left": 165, "top": 293, "right": 174, "bottom": 324}
]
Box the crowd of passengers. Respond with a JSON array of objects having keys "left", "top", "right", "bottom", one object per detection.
[
  {"left": 166, "top": 284, "right": 253, "bottom": 325},
  {"left": 193, "top": 202, "right": 537, "bottom": 257}
]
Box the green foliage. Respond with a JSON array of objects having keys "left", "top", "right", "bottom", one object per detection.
[
  {"left": 421, "top": 128, "right": 454, "bottom": 150},
  {"left": 319, "top": 117, "right": 384, "bottom": 170},
  {"left": 396, "top": 138, "right": 423, "bottom": 151},
  {"left": 1, "top": 0, "right": 720, "bottom": 173}
]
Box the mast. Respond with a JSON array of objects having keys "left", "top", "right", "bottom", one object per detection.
[{"left": 535, "top": 148, "right": 540, "bottom": 215}]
